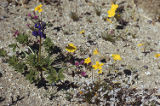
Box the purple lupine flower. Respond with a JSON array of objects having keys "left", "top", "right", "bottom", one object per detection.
[
  {"left": 81, "top": 71, "right": 86, "bottom": 77},
  {"left": 38, "top": 30, "right": 46, "bottom": 38},
  {"left": 80, "top": 60, "right": 84, "bottom": 65},
  {"left": 32, "top": 31, "right": 38, "bottom": 37}
]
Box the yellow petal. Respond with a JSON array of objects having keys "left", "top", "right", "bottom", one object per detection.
[
  {"left": 38, "top": 8, "right": 43, "bottom": 13},
  {"left": 93, "top": 49, "right": 99, "bottom": 55},
  {"left": 98, "top": 70, "right": 102, "bottom": 74}
]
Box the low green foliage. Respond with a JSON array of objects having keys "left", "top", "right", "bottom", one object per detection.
[
  {"left": 0, "top": 49, "right": 7, "bottom": 57},
  {"left": 70, "top": 12, "right": 79, "bottom": 21},
  {"left": 9, "top": 43, "right": 17, "bottom": 52},
  {"left": 102, "top": 32, "right": 116, "bottom": 43},
  {"left": 16, "top": 33, "right": 28, "bottom": 45},
  {"left": 43, "top": 37, "right": 54, "bottom": 54}
]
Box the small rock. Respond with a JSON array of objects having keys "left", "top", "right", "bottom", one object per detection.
[
  {"left": 145, "top": 71, "right": 151, "bottom": 75},
  {"left": 123, "top": 69, "right": 132, "bottom": 76},
  {"left": 0, "top": 1, "right": 9, "bottom": 8}
]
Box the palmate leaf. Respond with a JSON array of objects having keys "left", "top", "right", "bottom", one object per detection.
[
  {"left": 46, "top": 68, "right": 58, "bottom": 84},
  {"left": 8, "top": 55, "right": 18, "bottom": 66},
  {"left": 14, "top": 62, "right": 27, "bottom": 73},
  {"left": 16, "top": 34, "right": 28, "bottom": 45},
  {"left": 26, "top": 70, "right": 39, "bottom": 83},
  {"left": 58, "top": 69, "right": 65, "bottom": 80},
  {"left": 43, "top": 37, "right": 54, "bottom": 54},
  {"left": 8, "top": 43, "right": 17, "bottom": 52}
]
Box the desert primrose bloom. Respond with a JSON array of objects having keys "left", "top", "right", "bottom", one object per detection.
[
  {"left": 35, "top": 4, "right": 43, "bottom": 13},
  {"left": 84, "top": 57, "right": 91, "bottom": 64},
  {"left": 93, "top": 49, "right": 99, "bottom": 55},
  {"left": 112, "top": 54, "right": 122, "bottom": 61},
  {"left": 107, "top": 4, "right": 118, "bottom": 18},
  {"left": 80, "top": 30, "right": 85, "bottom": 34},
  {"left": 98, "top": 69, "right": 102, "bottom": 74},
  {"left": 92, "top": 61, "right": 104, "bottom": 70},
  {"left": 137, "top": 43, "right": 144, "bottom": 47},
  {"left": 154, "top": 53, "right": 160, "bottom": 58},
  {"left": 65, "top": 43, "right": 77, "bottom": 52}
]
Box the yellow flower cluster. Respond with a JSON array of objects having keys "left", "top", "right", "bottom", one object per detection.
[
  {"left": 155, "top": 54, "right": 160, "bottom": 58},
  {"left": 112, "top": 54, "right": 122, "bottom": 61},
  {"left": 35, "top": 4, "right": 43, "bottom": 13},
  {"left": 107, "top": 4, "right": 118, "bottom": 18},
  {"left": 92, "top": 61, "right": 104, "bottom": 74},
  {"left": 84, "top": 57, "right": 91, "bottom": 64},
  {"left": 65, "top": 43, "right": 77, "bottom": 53}
]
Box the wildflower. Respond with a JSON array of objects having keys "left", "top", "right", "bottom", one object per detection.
[
  {"left": 81, "top": 71, "right": 87, "bottom": 77},
  {"left": 32, "top": 22, "right": 46, "bottom": 38},
  {"left": 92, "top": 61, "right": 104, "bottom": 70},
  {"left": 75, "top": 61, "right": 79, "bottom": 66},
  {"left": 137, "top": 43, "right": 144, "bottom": 47},
  {"left": 107, "top": 4, "right": 118, "bottom": 18},
  {"left": 93, "top": 49, "right": 99, "bottom": 55},
  {"left": 154, "top": 53, "right": 160, "bottom": 58},
  {"left": 112, "top": 54, "right": 122, "bottom": 61},
  {"left": 106, "top": 18, "right": 112, "bottom": 23},
  {"left": 27, "top": 13, "right": 32, "bottom": 17},
  {"left": 79, "top": 91, "right": 83, "bottom": 95},
  {"left": 98, "top": 70, "right": 102, "bottom": 74},
  {"left": 80, "top": 30, "right": 85, "bottom": 34},
  {"left": 65, "top": 43, "right": 77, "bottom": 52},
  {"left": 13, "top": 30, "right": 19, "bottom": 37},
  {"left": 84, "top": 57, "right": 91, "bottom": 64},
  {"left": 35, "top": 4, "right": 43, "bottom": 13}
]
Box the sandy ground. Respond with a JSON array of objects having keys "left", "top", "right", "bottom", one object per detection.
[{"left": 0, "top": 0, "right": 160, "bottom": 105}]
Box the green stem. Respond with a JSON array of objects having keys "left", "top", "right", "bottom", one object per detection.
[{"left": 38, "top": 36, "right": 42, "bottom": 63}]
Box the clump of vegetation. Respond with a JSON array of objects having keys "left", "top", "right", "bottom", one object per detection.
[
  {"left": 70, "top": 12, "right": 79, "bottom": 21},
  {"left": 94, "top": 6, "right": 102, "bottom": 16},
  {"left": 101, "top": 31, "right": 116, "bottom": 43}
]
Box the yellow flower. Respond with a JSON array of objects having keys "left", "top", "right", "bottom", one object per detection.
[
  {"left": 98, "top": 70, "right": 102, "bottom": 74},
  {"left": 35, "top": 4, "right": 43, "bottom": 13},
  {"left": 92, "top": 61, "right": 104, "bottom": 70},
  {"left": 112, "top": 54, "right": 122, "bottom": 61},
  {"left": 93, "top": 49, "right": 99, "bottom": 55},
  {"left": 106, "top": 18, "right": 112, "bottom": 23},
  {"left": 65, "top": 43, "right": 77, "bottom": 52},
  {"left": 80, "top": 30, "right": 85, "bottom": 34},
  {"left": 84, "top": 57, "right": 91, "bottom": 64},
  {"left": 107, "top": 4, "right": 118, "bottom": 18},
  {"left": 79, "top": 91, "right": 83, "bottom": 95},
  {"left": 137, "top": 43, "right": 144, "bottom": 47},
  {"left": 154, "top": 54, "right": 160, "bottom": 58}
]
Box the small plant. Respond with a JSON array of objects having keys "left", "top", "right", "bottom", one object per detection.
[
  {"left": 94, "top": 6, "right": 102, "bottom": 16},
  {"left": 0, "top": 4, "right": 66, "bottom": 88},
  {"left": 70, "top": 12, "right": 79, "bottom": 21},
  {"left": 101, "top": 32, "right": 116, "bottom": 43}
]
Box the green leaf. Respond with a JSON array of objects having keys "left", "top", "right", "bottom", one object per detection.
[
  {"left": 7, "top": 56, "right": 18, "bottom": 66},
  {"left": 16, "top": 34, "right": 28, "bottom": 45},
  {"left": 0, "top": 49, "right": 7, "bottom": 57},
  {"left": 14, "top": 62, "right": 27, "bottom": 73},
  {"left": 58, "top": 69, "right": 65, "bottom": 80},
  {"left": 43, "top": 37, "right": 54, "bottom": 54},
  {"left": 46, "top": 68, "right": 58, "bottom": 84},
  {"left": 8, "top": 43, "right": 17, "bottom": 52},
  {"left": 26, "top": 54, "right": 38, "bottom": 67},
  {"left": 26, "top": 70, "right": 39, "bottom": 83}
]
